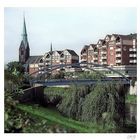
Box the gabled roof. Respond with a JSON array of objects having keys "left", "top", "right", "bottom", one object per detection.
[
  {"left": 97, "top": 39, "right": 104, "bottom": 45},
  {"left": 128, "top": 33, "right": 137, "bottom": 39},
  {"left": 26, "top": 55, "right": 43, "bottom": 64},
  {"left": 112, "top": 33, "right": 137, "bottom": 40},
  {"left": 65, "top": 49, "right": 79, "bottom": 56},
  {"left": 56, "top": 51, "right": 63, "bottom": 54},
  {"left": 89, "top": 44, "right": 96, "bottom": 49}
]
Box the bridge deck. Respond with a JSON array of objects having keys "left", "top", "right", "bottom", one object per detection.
[{"left": 32, "top": 79, "right": 130, "bottom": 87}]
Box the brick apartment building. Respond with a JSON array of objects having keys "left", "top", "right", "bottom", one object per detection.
[
  {"left": 81, "top": 33, "right": 137, "bottom": 66},
  {"left": 38, "top": 48, "right": 79, "bottom": 75}
]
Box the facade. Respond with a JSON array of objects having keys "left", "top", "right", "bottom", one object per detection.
[
  {"left": 38, "top": 48, "right": 79, "bottom": 74},
  {"left": 81, "top": 33, "right": 137, "bottom": 66},
  {"left": 80, "top": 33, "right": 137, "bottom": 78},
  {"left": 108, "top": 34, "right": 137, "bottom": 66},
  {"left": 81, "top": 44, "right": 98, "bottom": 64}
]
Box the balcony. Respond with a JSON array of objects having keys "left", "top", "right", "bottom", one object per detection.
[
  {"left": 116, "top": 54, "right": 121, "bottom": 57},
  {"left": 102, "top": 45, "right": 107, "bottom": 48},
  {"left": 94, "top": 57, "right": 98, "bottom": 60},
  {"left": 129, "top": 60, "right": 137, "bottom": 63},
  {"left": 94, "top": 51, "right": 98, "bottom": 54},
  {"left": 101, "top": 51, "right": 107, "bottom": 55},
  {"left": 116, "top": 42, "right": 121, "bottom": 45},
  {"left": 129, "top": 54, "right": 137, "bottom": 57},
  {"left": 81, "top": 53, "right": 87, "bottom": 56},
  {"left": 129, "top": 48, "right": 137, "bottom": 52},
  {"left": 81, "top": 58, "right": 87, "bottom": 61},
  {"left": 116, "top": 60, "right": 121, "bottom": 63},
  {"left": 115, "top": 48, "right": 121, "bottom": 52},
  {"left": 38, "top": 63, "right": 44, "bottom": 66},
  {"left": 101, "top": 56, "right": 107, "bottom": 60},
  {"left": 101, "top": 62, "right": 107, "bottom": 65}
]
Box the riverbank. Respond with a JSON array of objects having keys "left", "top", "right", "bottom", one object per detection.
[{"left": 126, "top": 95, "right": 137, "bottom": 104}]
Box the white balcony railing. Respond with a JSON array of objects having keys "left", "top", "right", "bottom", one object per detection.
[
  {"left": 101, "top": 51, "right": 107, "bottom": 55},
  {"left": 102, "top": 45, "right": 107, "bottom": 48},
  {"left": 116, "top": 54, "right": 121, "bottom": 57},
  {"left": 94, "top": 57, "right": 98, "bottom": 60},
  {"left": 38, "top": 63, "right": 44, "bottom": 66},
  {"left": 129, "top": 60, "right": 137, "bottom": 63},
  {"left": 116, "top": 42, "right": 121, "bottom": 45},
  {"left": 115, "top": 48, "right": 121, "bottom": 52},
  {"left": 129, "top": 54, "right": 137, "bottom": 57},
  {"left": 101, "top": 56, "right": 107, "bottom": 59},
  {"left": 81, "top": 58, "right": 87, "bottom": 61},
  {"left": 129, "top": 48, "right": 137, "bottom": 52},
  {"left": 101, "top": 62, "right": 107, "bottom": 65},
  {"left": 81, "top": 53, "right": 87, "bottom": 56},
  {"left": 116, "top": 60, "right": 121, "bottom": 63},
  {"left": 94, "top": 51, "right": 98, "bottom": 54}
]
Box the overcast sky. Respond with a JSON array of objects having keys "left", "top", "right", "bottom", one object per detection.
[{"left": 4, "top": 7, "right": 136, "bottom": 64}]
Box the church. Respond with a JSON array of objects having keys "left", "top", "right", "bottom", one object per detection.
[{"left": 19, "top": 17, "right": 79, "bottom": 77}]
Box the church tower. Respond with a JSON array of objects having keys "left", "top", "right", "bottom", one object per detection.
[{"left": 19, "top": 16, "right": 30, "bottom": 64}]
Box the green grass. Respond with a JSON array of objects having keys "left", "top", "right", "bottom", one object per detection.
[
  {"left": 17, "top": 104, "right": 95, "bottom": 133},
  {"left": 16, "top": 104, "right": 135, "bottom": 133},
  {"left": 126, "top": 95, "right": 137, "bottom": 104}
]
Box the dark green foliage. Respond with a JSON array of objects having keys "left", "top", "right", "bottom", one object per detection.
[
  {"left": 77, "top": 71, "right": 105, "bottom": 80},
  {"left": 6, "top": 61, "right": 25, "bottom": 74},
  {"left": 57, "top": 85, "right": 91, "bottom": 120},
  {"left": 57, "top": 83, "right": 126, "bottom": 128},
  {"left": 125, "top": 94, "right": 136, "bottom": 104},
  {"left": 44, "top": 87, "right": 70, "bottom": 106},
  {"left": 82, "top": 83, "right": 121, "bottom": 126}
]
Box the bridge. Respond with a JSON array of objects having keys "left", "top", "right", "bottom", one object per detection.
[
  {"left": 28, "top": 62, "right": 130, "bottom": 87},
  {"left": 32, "top": 79, "right": 130, "bottom": 87}
]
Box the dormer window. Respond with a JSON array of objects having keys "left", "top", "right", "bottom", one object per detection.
[
  {"left": 40, "top": 59, "right": 43, "bottom": 63},
  {"left": 116, "top": 36, "right": 121, "bottom": 43},
  {"left": 46, "top": 54, "right": 50, "bottom": 58},
  {"left": 60, "top": 53, "right": 64, "bottom": 57}
]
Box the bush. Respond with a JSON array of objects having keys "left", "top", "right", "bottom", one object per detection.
[
  {"left": 82, "top": 84, "right": 118, "bottom": 123},
  {"left": 57, "top": 83, "right": 126, "bottom": 128},
  {"left": 57, "top": 85, "right": 91, "bottom": 120}
]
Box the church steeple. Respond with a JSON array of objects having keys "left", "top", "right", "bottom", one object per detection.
[
  {"left": 22, "top": 16, "right": 28, "bottom": 47},
  {"left": 19, "top": 15, "right": 30, "bottom": 64},
  {"left": 50, "top": 42, "right": 52, "bottom": 52}
]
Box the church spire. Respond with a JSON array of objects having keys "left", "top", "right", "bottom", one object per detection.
[
  {"left": 22, "top": 15, "right": 28, "bottom": 46},
  {"left": 50, "top": 42, "right": 52, "bottom": 52},
  {"left": 19, "top": 15, "right": 30, "bottom": 64}
]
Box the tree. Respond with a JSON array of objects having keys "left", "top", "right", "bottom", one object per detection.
[
  {"left": 5, "top": 61, "right": 25, "bottom": 92},
  {"left": 7, "top": 61, "right": 25, "bottom": 74}
]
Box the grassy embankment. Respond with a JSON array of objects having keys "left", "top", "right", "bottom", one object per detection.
[
  {"left": 125, "top": 95, "right": 137, "bottom": 104},
  {"left": 16, "top": 87, "right": 136, "bottom": 133},
  {"left": 17, "top": 104, "right": 115, "bottom": 133},
  {"left": 17, "top": 104, "right": 92, "bottom": 133}
]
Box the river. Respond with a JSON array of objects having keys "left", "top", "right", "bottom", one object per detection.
[{"left": 126, "top": 103, "right": 137, "bottom": 123}]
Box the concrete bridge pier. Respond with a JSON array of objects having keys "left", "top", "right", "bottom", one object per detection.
[{"left": 19, "top": 86, "right": 45, "bottom": 105}]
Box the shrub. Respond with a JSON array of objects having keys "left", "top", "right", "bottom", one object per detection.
[
  {"left": 57, "top": 85, "right": 91, "bottom": 120},
  {"left": 82, "top": 83, "right": 125, "bottom": 127}
]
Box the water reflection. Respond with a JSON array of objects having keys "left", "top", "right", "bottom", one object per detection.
[{"left": 126, "top": 103, "right": 137, "bottom": 123}]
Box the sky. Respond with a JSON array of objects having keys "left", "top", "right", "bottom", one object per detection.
[{"left": 4, "top": 7, "right": 136, "bottom": 64}]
